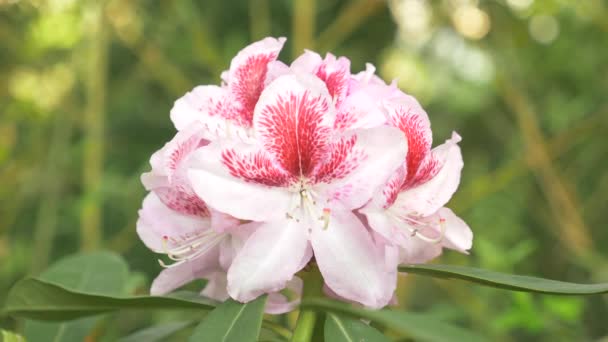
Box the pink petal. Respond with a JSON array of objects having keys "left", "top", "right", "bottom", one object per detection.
[
  {"left": 170, "top": 85, "right": 235, "bottom": 136},
  {"left": 187, "top": 142, "right": 292, "bottom": 221},
  {"left": 290, "top": 50, "right": 323, "bottom": 74},
  {"left": 334, "top": 84, "right": 389, "bottom": 131},
  {"left": 201, "top": 271, "right": 230, "bottom": 301},
  {"left": 136, "top": 192, "right": 210, "bottom": 252},
  {"left": 228, "top": 37, "right": 286, "bottom": 125},
  {"left": 141, "top": 126, "right": 210, "bottom": 217},
  {"left": 265, "top": 277, "right": 303, "bottom": 314},
  {"left": 265, "top": 60, "right": 291, "bottom": 86},
  {"left": 209, "top": 210, "right": 241, "bottom": 234},
  {"left": 253, "top": 74, "right": 334, "bottom": 177},
  {"left": 310, "top": 208, "right": 395, "bottom": 308},
  {"left": 359, "top": 207, "right": 396, "bottom": 242},
  {"left": 227, "top": 219, "right": 312, "bottom": 302},
  {"left": 351, "top": 63, "right": 386, "bottom": 87},
  {"left": 218, "top": 222, "right": 259, "bottom": 270},
  {"left": 150, "top": 249, "right": 220, "bottom": 295},
  {"left": 437, "top": 207, "right": 473, "bottom": 253},
  {"left": 315, "top": 126, "right": 407, "bottom": 210},
  {"left": 393, "top": 132, "right": 463, "bottom": 217}
]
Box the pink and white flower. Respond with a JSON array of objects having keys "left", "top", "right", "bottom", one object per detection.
[
  {"left": 137, "top": 36, "right": 472, "bottom": 311},
  {"left": 188, "top": 73, "right": 407, "bottom": 308},
  {"left": 360, "top": 95, "right": 473, "bottom": 264}
]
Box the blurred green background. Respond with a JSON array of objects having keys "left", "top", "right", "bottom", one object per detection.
[{"left": 1, "top": 0, "right": 607, "bottom": 340}]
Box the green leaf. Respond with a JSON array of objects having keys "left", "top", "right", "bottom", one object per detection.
[
  {"left": 188, "top": 296, "right": 267, "bottom": 342},
  {"left": 118, "top": 321, "right": 195, "bottom": 342},
  {"left": 4, "top": 279, "right": 215, "bottom": 321},
  {"left": 325, "top": 313, "right": 390, "bottom": 342},
  {"left": 1, "top": 330, "right": 25, "bottom": 342},
  {"left": 399, "top": 264, "right": 608, "bottom": 294},
  {"left": 302, "top": 297, "right": 484, "bottom": 342},
  {"left": 24, "top": 252, "right": 129, "bottom": 342}
]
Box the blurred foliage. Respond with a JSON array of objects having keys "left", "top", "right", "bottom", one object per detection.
[{"left": 1, "top": 0, "right": 607, "bottom": 341}]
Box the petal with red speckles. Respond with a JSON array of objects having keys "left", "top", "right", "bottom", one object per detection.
[
  {"left": 188, "top": 141, "right": 292, "bottom": 222},
  {"left": 393, "top": 132, "right": 463, "bottom": 217},
  {"left": 228, "top": 37, "right": 286, "bottom": 125},
  {"left": 315, "top": 53, "right": 351, "bottom": 106},
  {"left": 136, "top": 192, "right": 211, "bottom": 253},
  {"left": 253, "top": 74, "right": 334, "bottom": 178},
  {"left": 141, "top": 125, "right": 210, "bottom": 217},
  {"left": 315, "top": 126, "right": 407, "bottom": 210},
  {"left": 385, "top": 93, "right": 432, "bottom": 186},
  {"left": 170, "top": 85, "right": 236, "bottom": 137}
]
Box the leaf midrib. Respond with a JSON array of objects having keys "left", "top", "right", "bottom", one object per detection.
[
  {"left": 330, "top": 314, "right": 355, "bottom": 342},
  {"left": 221, "top": 304, "right": 247, "bottom": 341}
]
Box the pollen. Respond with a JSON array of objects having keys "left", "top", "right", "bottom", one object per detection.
[{"left": 322, "top": 208, "right": 331, "bottom": 230}]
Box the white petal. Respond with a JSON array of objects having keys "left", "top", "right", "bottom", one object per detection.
[
  {"left": 136, "top": 192, "right": 210, "bottom": 252},
  {"left": 398, "top": 235, "right": 442, "bottom": 264},
  {"left": 311, "top": 208, "right": 395, "bottom": 308},
  {"left": 150, "top": 246, "right": 220, "bottom": 295},
  {"left": 437, "top": 207, "right": 473, "bottom": 253},
  {"left": 187, "top": 142, "right": 292, "bottom": 221},
  {"left": 227, "top": 219, "right": 311, "bottom": 302},
  {"left": 359, "top": 207, "right": 396, "bottom": 242}
]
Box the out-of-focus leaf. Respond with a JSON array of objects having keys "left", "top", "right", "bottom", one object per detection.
[
  {"left": 4, "top": 279, "right": 215, "bottom": 321},
  {"left": 24, "top": 252, "right": 129, "bottom": 342},
  {"left": 399, "top": 264, "right": 608, "bottom": 294},
  {"left": 1, "top": 329, "right": 25, "bottom": 342},
  {"left": 188, "top": 297, "right": 267, "bottom": 342},
  {"left": 118, "top": 321, "right": 194, "bottom": 342},
  {"left": 325, "top": 313, "right": 389, "bottom": 342},
  {"left": 301, "top": 297, "right": 484, "bottom": 342}
]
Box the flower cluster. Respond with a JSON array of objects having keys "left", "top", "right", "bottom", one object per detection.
[{"left": 137, "top": 37, "right": 472, "bottom": 312}]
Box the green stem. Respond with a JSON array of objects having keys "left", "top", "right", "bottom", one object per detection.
[{"left": 291, "top": 265, "right": 324, "bottom": 342}]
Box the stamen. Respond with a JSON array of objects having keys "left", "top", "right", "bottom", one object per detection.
[
  {"left": 389, "top": 212, "right": 445, "bottom": 244},
  {"left": 157, "top": 231, "right": 226, "bottom": 268}
]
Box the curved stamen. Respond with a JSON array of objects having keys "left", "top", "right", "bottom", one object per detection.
[
  {"left": 389, "top": 212, "right": 446, "bottom": 244},
  {"left": 158, "top": 231, "right": 226, "bottom": 268}
]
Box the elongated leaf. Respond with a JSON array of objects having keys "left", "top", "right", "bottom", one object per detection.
[
  {"left": 188, "top": 296, "right": 267, "bottom": 342},
  {"left": 399, "top": 264, "right": 608, "bottom": 294},
  {"left": 325, "top": 313, "right": 389, "bottom": 342},
  {"left": 24, "top": 252, "right": 129, "bottom": 342},
  {"left": 118, "top": 321, "right": 195, "bottom": 342},
  {"left": 4, "top": 278, "right": 215, "bottom": 321},
  {"left": 302, "top": 298, "right": 484, "bottom": 342}
]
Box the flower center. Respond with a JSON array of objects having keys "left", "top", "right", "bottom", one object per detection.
[
  {"left": 158, "top": 230, "right": 226, "bottom": 268},
  {"left": 285, "top": 183, "right": 331, "bottom": 230}
]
